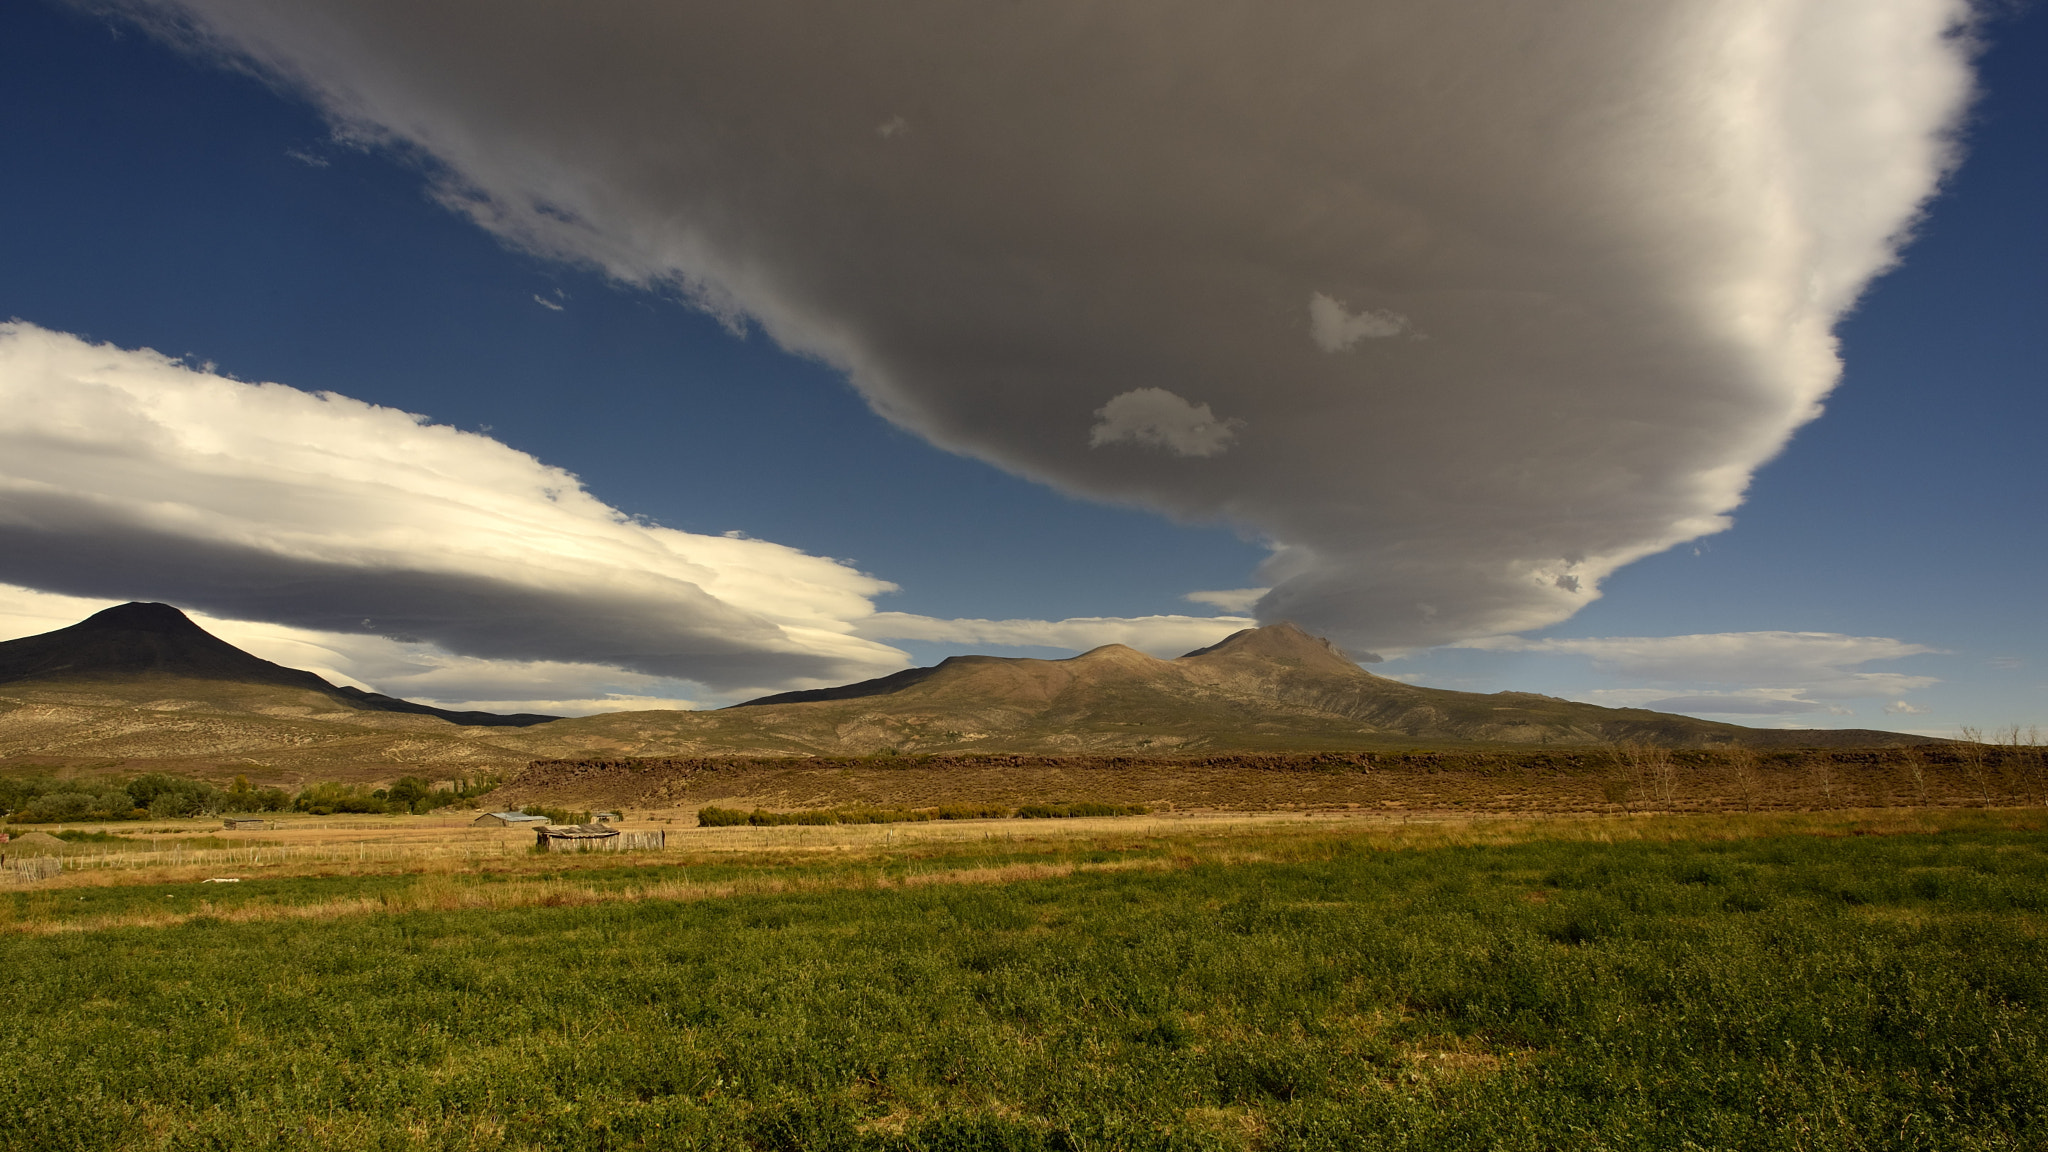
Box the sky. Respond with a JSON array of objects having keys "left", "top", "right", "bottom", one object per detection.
[{"left": 0, "top": 0, "right": 2041, "bottom": 731}]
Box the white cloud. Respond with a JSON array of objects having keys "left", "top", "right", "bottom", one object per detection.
[
  {"left": 1184, "top": 587, "right": 1268, "bottom": 614},
  {"left": 1088, "top": 388, "right": 1239, "bottom": 458},
  {"left": 1582, "top": 688, "right": 1852, "bottom": 717},
  {"left": 531, "top": 293, "right": 563, "bottom": 311},
  {"left": 856, "top": 612, "right": 1254, "bottom": 658},
  {"left": 0, "top": 323, "right": 911, "bottom": 694},
  {"left": 1454, "top": 630, "right": 1942, "bottom": 717},
  {"left": 1455, "top": 631, "right": 1940, "bottom": 697},
  {"left": 1308, "top": 294, "right": 1409, "bottom": 352},
  {"left": 1884, "top": 700, "right": 1931, "bottom": 716},
  {"left": 91, "top": 0, "right": 1979, "bottom": 654}
]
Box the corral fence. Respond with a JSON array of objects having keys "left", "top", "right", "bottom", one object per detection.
[{"left": 2, "top": 855, "right": 63, "bottom": 884}]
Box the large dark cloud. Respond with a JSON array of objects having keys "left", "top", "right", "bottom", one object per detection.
[{"left": 107, "top": 0, "right": 1975, "bottom": 651}]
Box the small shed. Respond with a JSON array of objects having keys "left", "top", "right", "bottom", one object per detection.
[
  {"left": 535, "top": 822, "right": 621, "bottom": 851},
  {"left": 222, "top": 817, "right": 271, "bottom": 831},
  {"left": 593, "top": 811, "right": 621, "bottom": 824},
  {"left": 474, "top": 811, "right": 549, "bottom": 827}
]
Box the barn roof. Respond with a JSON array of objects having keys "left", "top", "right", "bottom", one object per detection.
[{"left": 536, "top": 823, "right": 619, "bottom": 839}]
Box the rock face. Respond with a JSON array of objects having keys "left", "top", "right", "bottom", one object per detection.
[{"left": 0, "top": 603, "right": 559, "bottom": 727}]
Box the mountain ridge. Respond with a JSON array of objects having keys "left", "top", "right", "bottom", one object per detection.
[{"left": 0, "top": 606, "right": 1932, "bottom": 781}]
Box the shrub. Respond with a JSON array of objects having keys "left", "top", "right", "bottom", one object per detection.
[
  {"left": 520, "top": 806, "right": 591, "bottom": 826},
  {"left": 1014, "top": 802, "right": 1149, "bottom": 819},
  {"left": 292, "top": 782, "right": 389, "bottom": 815}
]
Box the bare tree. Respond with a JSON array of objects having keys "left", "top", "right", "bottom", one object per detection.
[
  {"left": 1811, "top": 756, "right": 1836, "bottom": 809},
  {"left": 2001, "top": 725, "right": 2046, "bottom": 808},
  {"left": 1899, "top": 746, "right": 1929, "bottom": 808},
  {"left": 1956, "top": 727, "right": 1993, "bottom": 807},
  {"left": 1602, "top": 743, "right": 1639, "bottom": 813},
  {"left": 1727, "top": 745, "right": 1762, "bottom": 812}
]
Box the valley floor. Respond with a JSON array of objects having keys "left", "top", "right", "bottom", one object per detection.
[{"left": 2, "top": 808, "right": 2044, "bottom": 1150}]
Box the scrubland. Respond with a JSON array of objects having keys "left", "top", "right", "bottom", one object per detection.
[{"left": 2, "top": 806, "right": 2044, "bottom": 1150}]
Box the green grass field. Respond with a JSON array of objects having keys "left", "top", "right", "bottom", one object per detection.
[{"left": 3, "top": 814, "right": 2044, "bottom": 1150}]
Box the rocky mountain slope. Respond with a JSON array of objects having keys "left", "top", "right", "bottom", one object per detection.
[{"left": 0, "top": 605, "right": 1924, "bottom": 783}]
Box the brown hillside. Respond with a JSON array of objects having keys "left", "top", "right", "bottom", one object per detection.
[{"left": 0, "top": 612, "right": 1931, "bottom": 783}]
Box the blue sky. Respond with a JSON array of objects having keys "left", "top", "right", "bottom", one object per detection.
[{"left": 0, "top": 0, "right": 2040, "bottom": 731}]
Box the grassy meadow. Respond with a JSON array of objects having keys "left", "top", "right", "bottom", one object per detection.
[{"left": 2, "top": 810, "right": 2044, "bottom": 1150}]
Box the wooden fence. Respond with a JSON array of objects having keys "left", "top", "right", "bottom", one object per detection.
[{"left": 1, "top": 856, "right": 62, "bottom": 883}]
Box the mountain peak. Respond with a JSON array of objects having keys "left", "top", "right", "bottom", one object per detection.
[
  {"left": 73, "top": 601, "right": 210, "bottom": 635},
  {"left": 0, "top": 602, "right": 559, "bottom": 726},
  {"left": 0, "top": 601, "right": 329, "bottom": 689},
  {"left": 1072, "top": 643, "right": 1161, "bottom": 665},
  {"left": 1177, "top": 622, "right": 1361, "bottom": 670}
]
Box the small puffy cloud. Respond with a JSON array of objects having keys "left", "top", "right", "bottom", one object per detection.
[
  {"left": 1089, "top": 389, "right": 1239, "bottom": 458},
  {"left": 856, "top": 612, "right": 1254, "bottom": 658},
  {"left": 532, "top": 293, "right": 564, "bottom": 311},
  {"left": 876, "top": 115, "right": 909, "bottom": 139},
  {"left": 1884, "top": 700, "right": 1932, "bottom": 716},
  {"left": 1184, "top": 587, "right": 1268, "bottom": 614},
  {"left": 112, "top": 0, "right": 1973, "bottom": 654},
  {"left": 0, "top": 323, "right": 911, "bottom": 695},
  {"left": 1308, "top": 294, "right": 1409, "bottom": 352}
]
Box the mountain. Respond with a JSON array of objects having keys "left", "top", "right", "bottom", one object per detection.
[
  {"left": 0, "top": 608, "right": 1926, "bottom": 782},
  {"left": 0, "top": 603, "right": 559, "bottom": 727},
  {"left": 700, "top": 622, "right": 1916, "bottom": 752}
]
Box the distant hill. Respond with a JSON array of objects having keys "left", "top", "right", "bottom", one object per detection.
[
  {"left": 0, "top": 607, "right": 1928, "bottom": 782},
  {"left": 0, "top": 603, "right": 559, "bottom": 727},
  {"left": 706, "top": 622, "right": 1921, "bottom": 752}
]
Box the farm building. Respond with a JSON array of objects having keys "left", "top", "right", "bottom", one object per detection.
[
  {"left": 593, "top": 811, "right": 621, "bottom": 823},
  {"left": 474, "top": 811, "right": 549, "bottom": 827},
  {"left": 535, "top": 824, "right": 665, "bottom": 853},
  {"left": 535, "top": 822, "right": 619, "bottom": 850}
]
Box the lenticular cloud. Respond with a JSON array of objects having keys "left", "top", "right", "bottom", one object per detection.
[
  {"left": 0, "top": 322, "right": 905, "bottom": 693},
  {"left": 120, "top": 0, "right": 1975, "bottom": 652}
]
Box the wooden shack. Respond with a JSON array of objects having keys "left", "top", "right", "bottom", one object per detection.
[
  {"left": 474, "top": 811, "right": 549, "bottom": 827},
  {"left": 535, "top": 822, "right": 621, "bottom": 852}
]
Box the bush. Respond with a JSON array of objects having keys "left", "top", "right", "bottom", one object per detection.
[
  {"left": 292, "top": 782, "right": 389, "bottom": 815},
  {"left": 1, "top": 774, "right": 212, "bottom": 824},
  {"left": 222, "top": 777, "right": 292, "bottom": 813},
  {"left": 521, "top": 806, "right": 591, "bottom": 826},
  {"left": 1015, "top": 802, "right": 1149, "bottom": 819}
]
